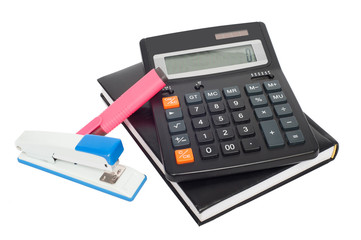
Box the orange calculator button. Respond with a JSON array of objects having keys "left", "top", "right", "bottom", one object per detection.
[
  {"left": 162, "top": 96, "right": 180, "bottom": 109},
  {"left": 175, "top": 148, "right": 194, "bottom": 164}
]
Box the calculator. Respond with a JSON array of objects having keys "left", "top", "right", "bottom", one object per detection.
[{"left": 140, "top": 22, "right": 319, "bottom": 182}]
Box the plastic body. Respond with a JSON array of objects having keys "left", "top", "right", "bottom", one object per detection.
[
  {"left": 77, "top": 68, "right": 167, "bottom": 135},
  {"left": 140, "top": 22, "right": 319, "bottom": 182},
  {"left": 15, "top": 131, "right": 123, "bottom": 171}
]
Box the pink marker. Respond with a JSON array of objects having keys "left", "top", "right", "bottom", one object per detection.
[{"left": 78, "top": 68, "right": 168, "bottom": 136}]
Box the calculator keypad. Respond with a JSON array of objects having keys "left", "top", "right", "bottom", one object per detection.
[{"left": 162, "top": 80, "right": 306, "bottom": 165}]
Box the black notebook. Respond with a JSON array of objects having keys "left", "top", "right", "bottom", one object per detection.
[{"left": 98, "top": 63, "right": 338, "bottom": 225}]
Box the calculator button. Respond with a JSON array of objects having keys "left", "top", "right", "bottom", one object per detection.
[
  {"left": 280, "top": 116, "right": 299, "bottom": 130},
  {"left": 223, "top": 86, "right": 241, "bottom": 99},
  {"left": 249, "top": 94, "right": 268, "bottom": 108},
  {"left": 227, "top": 98, "right": 245, "bottom": 111},
  {"left": 285, "top": 130, "right": 305, "bottom": 145},
  {"left": 216, "top": 127, "right": 235, "bottom": 141},
  {"left": 259, "top": 120, "right": 285, "bottom": 148},
  {"left": 192, "top": 117, "right": 210, "bottom": 129},
  {"left": 162, "top": 96, "right": 180, "bottom": 109},
  {"left": 165, "top": 108, "right": 183, "bottom": 121},
  {"left": 196, "top": 130, "right": 214, "bottom": 144},
  {"left": 168, "top": 120, "right": 186, "bottom": 134},
  {"left": 245, "top": 83, "right": 262, "bottom": 95},
  {"left": 220, "top": 142, "right": 240, "bottom": 156},
  {"left": 188, "top": 104, "right": 206, "bottom": 117},
  {"left": 208, "top": 101, "right": 225, "bottom": 113},
  {"left": 199, "top": 145, "right": 219, "bottom": 160},
  {"left": 232, "top": 110, "right": 250, "bottom": 123},
  {"left": 269, "top": 91, "right": 287, "bottom": 104},
  {"left": 241, "top": 138, "right": 261, "bottom": 152},
  {"left": 204, "top": 89, "right": 222, "bottom": 102},
  {"left": 254, "top": 106, "right": 273, "bottom": 121},
  {"left": 185, "top": 92, "right": 202, "bottom": 104},
  {"left": 175, "top": 148, "right": 194, "bottom": 164},
  {"left": 274, "top": 103, "right": 293, "bottom": 117},
  {"left": 212, "top": 114, "right": 229, "bottom": 126},
  {"left": 263, "top": 80, "right": 281, "bottom": 93},
  {"left": 171, "top": 134, "right": 190, "bottom": 148},
  {"left": 237, "top": 124, "right": 255, "bottom": 137}
]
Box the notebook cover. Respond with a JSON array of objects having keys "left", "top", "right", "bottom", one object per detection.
[{"left": 98, "top": 63, "right": 338, "bottom": 225}]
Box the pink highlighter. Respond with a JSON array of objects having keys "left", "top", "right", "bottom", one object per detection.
[{"left": 78, "top": 68, "right": 168, "bottom": 136}]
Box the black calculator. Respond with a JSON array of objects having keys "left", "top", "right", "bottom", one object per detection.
[{"left": 140, "top": 22, "right": 319, "bottom": 182}]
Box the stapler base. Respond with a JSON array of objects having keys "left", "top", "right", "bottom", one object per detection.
[{"left": 18, "top": 153, "right": 146, "bottom": 201}]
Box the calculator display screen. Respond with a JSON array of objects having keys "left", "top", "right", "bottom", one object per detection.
[{"left": 164, "top": 45, "right": 257, "bottom": 75}]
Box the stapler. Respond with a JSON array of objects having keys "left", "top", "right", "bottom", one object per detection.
[{"left": 15, "top": 131, "right": 147, "bottom": 201}]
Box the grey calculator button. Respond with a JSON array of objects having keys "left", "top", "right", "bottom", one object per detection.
[
  {"left": 245, "top": 83, "right": 262, "bottom": 95},
  {"left": 165, "top": 108, "right": 183, "bottom": 121},
  {"left": 264, "top": 80, "right": 281, "bottom": 92},
  {"left": 199, "top": 145, "right": 219, "bottom": 159},
  {"left": 280, "top": 116, "right": 299, "bottom": 130},
  {"left": 269, "top": 91, "right": 287, "bottom": 104},
  {"left": 192, "top": 117, "right": 210, "bottom": 129},
  {"left": 249, "top": 94, "right": 268, "bottom": 108},
  {"left": 274, "top": 103, "right": 293, "bottom": 117},
  {"left": 285, "top": 130, "right": 305, "bottom": 145},
  {"left": 227, "top": 98, "right": 245, "bottom": 110},
  {"left": 168, "top": 120, "right": 186, "bottom": 134},
  {"left": 204, "top": 89, "right": 221, "bottom": 102},
  {"left": 171, "top": 133, "right": 190, "bottom": 148},
  {"left": 223, "top": 86, "right": 241, "bottom": 98},
  {"left": 185, "top": 92, "right": 202, "bottom": 104},
  {"left": 220, "top": 142, "right": 240, "bottom": 156},
  {"left": 254, "top": 106, "right": 273, "bottom": 121},
  {"left": 208, "top": 101, "right": 225, "bottom": 113},
  {"left": 259, "top": 120, "right": 285, "bottom": 148},
  {"left": 188, "top": 104, "right": 206, "bottom": 117}
]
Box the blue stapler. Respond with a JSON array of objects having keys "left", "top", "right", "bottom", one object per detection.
[{"left": 15, "top": 131, "right": 147, "bottom": 201}]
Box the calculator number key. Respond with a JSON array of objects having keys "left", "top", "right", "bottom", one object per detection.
[
  {"left": 192, "top": 117, "right": 210, "bottom": 129},
  {"left": 216, "top": 127, "right": 235, "bottom": 141},
  {"left": 196, "top": 130, "right": 214, "bottom": 144},
  {"left": 188, "top": 104, "right": 206, "bottom": 117},
  {"left": 199, "top": 145, "right": 219, "bottom": 160},
  {"left": 237, "top": 124, "right": 255, "bottom": 137},
  {"left": 227, "top": 98, "right": 245, "bottom": 111},
  {"left": 208, "top": 102, "right": 225, "bottom": 113},
  {"left": 220, "top": 142, "right": 240, "bottom": 156},
  {"left": 212, "top": 114, "right": 229, "bottom": 126},
  {"left": 232, "top": 110, "right": 250, "bottom": 123}
]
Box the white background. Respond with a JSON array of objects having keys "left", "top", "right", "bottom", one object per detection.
[{"left": 1, "top": 0, "right": 360, "bottom": 239}]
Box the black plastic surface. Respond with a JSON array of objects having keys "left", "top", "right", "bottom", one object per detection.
[{"left": 140, "top": 22, "right": 319, "bottom": 182}]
